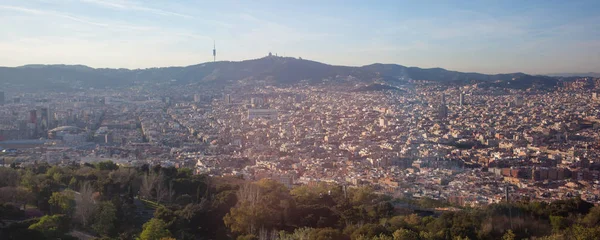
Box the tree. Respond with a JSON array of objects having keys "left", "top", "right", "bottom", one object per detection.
[
  {"left": 92, "top": 201, "right": 117, "bottom": 237},
  {"left": 351, "top": 224, "right": 386, "bottom": 240},
  {"left": 550, "top": 215, "right": 568, "bottom": 233},
  {"left": 49, "top": 191, "right": 75, "bottom": 215},
  {"left": 28, "top": 214, "right": 70, "bottom": 239},
  {"left": 75, "top": 182, "right": 96, "bottom": 228},
  {"left": 372, "top": 234, "right": 394, "bottom": 240},
  {"left": 501, "top": 230, "right": 515, "bottom": 240},
  {"left": 96, "top": 161, "right": 119, "bottom": 171},
  {"left": 392, "top": 229, "right": 419, "bottom": 240},
  {"left": 140, "top": 171, "right": 170, "bottom": 203},
  {"left": 0, "top": 167, "right": 20, "bottom": 187},
  {"left": 0, "top": 186, "right": 34, "bottom": 209},
  {"left": 311, "top": 227, "right": 344, "bottom": 240},
  {"left": 582, "top": 206, "right": 600, "bottom": 227},
  {"left": 69, "top": 177, "right": 78, "bottom": 190},
  {"left": 139, "top": 218, "right": 172, "bottom": 240},
  {"left": 224, "top": 201, "right": 267, "bottom": 234}
]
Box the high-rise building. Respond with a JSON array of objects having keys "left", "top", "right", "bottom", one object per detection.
[
  {"left": 0, "top": 91, "right": 4, "bottom": 105},
  {"left": 40, "top": 108, "right": 49, "bottom": 131},
  {"left": 29, "top": 110, "right": 37, "bottom": 124},
  {"left": 438, "top": 94, "right": 448, "bottom": 120},
  {"left": 194, "top": 94, "right": 201, "bottom": 102},
  {"left": 459, "top": 93, "right": 465, "bottom": 106},
  {"left": 224, "top": 94, "right": 231, "bottom": 104},
  {"left": 514, "top": 96, "right": 524, "bottom": 107},
  {"left": 438, "top": 105, "right": 448, "bottom": 120}
]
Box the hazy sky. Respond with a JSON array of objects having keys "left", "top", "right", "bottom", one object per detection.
[{"left": 0, "top": 0, "right": 599, "bottom": 74}]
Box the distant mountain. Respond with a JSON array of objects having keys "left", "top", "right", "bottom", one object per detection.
[
  {"left": 477, "top": 75, "right": 559, "bottom": 90},
  {"left": 547, "top": 72, "right": 600, "bottom": 78},
  {"left": 362, "top": 63, "right": 528, "bottom": 82},
  {"left": 0, "top": 56, "right": 561, "bottom": 90}
]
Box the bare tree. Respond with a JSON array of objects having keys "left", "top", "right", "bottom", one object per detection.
[
  {"left": 0, "top": 167, "right": 19, "bottom": 187},
  {"left": 0, "top": 186, "right": 33, "bottom": 209},
  {"left": 167, "top": 181, "right": 175, "bottom": 203},
  {"left": 109, "top": 168, "right": 136, "bottom": 186},
  {"left": 259, "top": 227, "right": 269, "bottom": 240},
  {"left": 154, "top": 173, "right": 169, "bottom": 204},
  {"left": 75, "top": 182, "right": 96, "bottom": 228},
  {"left": 140, "top": 172, "right": 158, "bottom": 200},
  {"left": 237, "top": 182, "right": 261, "bottom": 206},
  {"left": 140, "top": 171, "right": 172, "bottom": 204},
  {"left": 270, "top": 229, "right": 279, "bottom": 240}
]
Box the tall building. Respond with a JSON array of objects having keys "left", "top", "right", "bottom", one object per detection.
[
  {"left": 438, "top": 94, "right": 448, "bottom": 120},
  {"left": 0, "top": 91, "right": 4, "bottom": 105},
  {"left": 459, "top": 93, "right": 465, "bottom": 106},
  {"left": 514, "top": 96, "right": 524, "bottom": 107},
  {"left": 40, "top": 107, "right": 49, "bottom": 132},
  {"left": 194, "top": 94, "right": 201, "bottom": 102},
  {"left": 224, "top": 94, "right": 231, "bottom": 104},
  {"left": 29, "top": 110, "right": 37, "bottom": 124}
]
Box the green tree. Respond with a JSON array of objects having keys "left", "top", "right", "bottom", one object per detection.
[
  {"left": 582, "top": 206, "right": 600, "bottom": 227},
  {"left": 372, "top": 234, "right": 394, "bottom": 240},
  {"left": 237, "top": 234, "right": 258, "bottom": 240},
  {"left": 28, "top": 214, "right": 70, "bottom": 239},
  {"left": 92, "top": 201, "right": 118, "bottom": 237},
  {"left": 96, "top": 161, "right": 119, "bottom": 171},
  {"left": 68, "top": 176, "right": 78, "bottom": 190},
  {"left": 550, "top": 215, "right": 568, "bottom": 233},
  {"left": 393, "top": 228, "right": 419, "bottom": 240},
  {"left": 49, "top": 191, "right": 75, "bottom": 215},
  {"left": 310, "top": 227, "right": 343, "bottom": 240},
  {"left": 571, "top": 225, "right": 600, "bottom": 240},
  {"left": 139, "top": 218, "right": 172, "bottom": 240}
]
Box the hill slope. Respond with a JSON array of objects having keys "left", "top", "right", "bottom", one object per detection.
[{"left": 0, "top": 56, "right": 559, "bottom": 90}]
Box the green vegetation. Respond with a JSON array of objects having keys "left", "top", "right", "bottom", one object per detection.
[{"left": 1, "top": 162, "right": 599, "bottom": 239}]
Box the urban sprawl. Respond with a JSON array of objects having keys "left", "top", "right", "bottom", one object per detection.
[{"left": 2, "top": 77, "right": 600, "bottom": 208}]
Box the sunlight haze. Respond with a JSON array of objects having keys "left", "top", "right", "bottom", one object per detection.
[{"left": 0, "top": 0, "right": 599, "bottom": 74}]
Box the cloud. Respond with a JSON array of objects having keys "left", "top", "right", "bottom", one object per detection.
[
  {"left": 79, "top": 0, "right": 194, "bottom": 19},
  {"left": 0, "top": 4, "right": 155, "bottom": 31}
]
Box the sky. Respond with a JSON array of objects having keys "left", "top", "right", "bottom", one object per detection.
[{"left": 0, "top": 0, "right": 599, "bottom": 74}]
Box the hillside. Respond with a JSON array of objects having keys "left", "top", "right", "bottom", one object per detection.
[{"left": 0, "top": 56, "right": 559, "bottom": 90}]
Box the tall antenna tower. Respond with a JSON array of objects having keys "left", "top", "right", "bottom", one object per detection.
[{"left": 213, "top": 40, "right": 216, "bottom": 62}]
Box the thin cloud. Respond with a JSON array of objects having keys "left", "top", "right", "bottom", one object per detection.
[
  {"left": 0, "top": 5, "right": 155, "bottom": 31},
  {"left": 79, "top": 0, "right": 194, "bottom": 19}
]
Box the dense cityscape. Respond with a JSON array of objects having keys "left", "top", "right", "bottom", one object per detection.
[
  {"left": 2, "top": 53, "right": 600, "bottom": 239},
  {"left": 2, "top": 56, "right": 600, "bottom": 207}
]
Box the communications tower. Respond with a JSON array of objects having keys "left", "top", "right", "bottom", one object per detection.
[{"left": 213, "top": 40, "right": 216, "bottom": 62}]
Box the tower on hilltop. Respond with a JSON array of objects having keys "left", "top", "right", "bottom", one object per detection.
[{"left": 213, "top": 40, "right": 216, "bottom": 62}]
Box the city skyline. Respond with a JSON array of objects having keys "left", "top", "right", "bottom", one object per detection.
[{"left": 0, "top": 0, "right": 599, "bottom": 74}]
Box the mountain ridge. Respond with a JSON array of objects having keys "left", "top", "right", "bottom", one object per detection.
[{"left": 0, "top": 56, "right": 562, "bottom": 90}]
